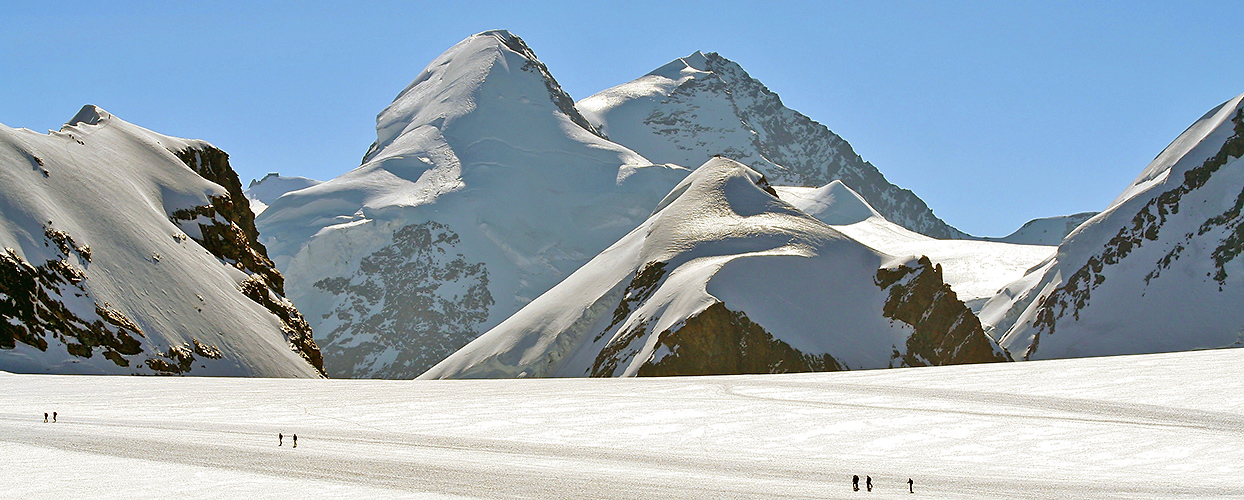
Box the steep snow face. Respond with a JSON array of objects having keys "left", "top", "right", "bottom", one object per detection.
[
  {"left": 578, "top": 52, "right": 967, "bottom": 239},
  {"left": 256, "top": 31, "right": 687, "bottom": 379},
  {"left": 422, "top": 158, "right": 1005, "bottom": 379},
  {"left": 982, "top": 212, "right": 1098, "bottom": 246},
  {"left": 777, "top": 182, "right": 1055, "bottom": 310},
  {"left": 0, "top": 106, "right": 323, "bottom": 377},
  {"left": 984, "top": 93, "right": 1244, "bottom": 360},
  {"left": 244, "top": 173, "right": 321, "bottom": 216}
]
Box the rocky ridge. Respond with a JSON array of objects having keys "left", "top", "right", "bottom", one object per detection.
[
  {"left": 983, "top": 94, "right": 1244, "bottom": 360},
  {"left": 578, "top": 51, "right": 968, "bottom": 239},
  {"left": 0, "top": 106, "right": 324, "bottom": 377}
]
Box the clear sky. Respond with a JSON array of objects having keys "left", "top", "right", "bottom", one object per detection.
[{"left": 5, "top": 1, "right": 1242, "bottom": 237}]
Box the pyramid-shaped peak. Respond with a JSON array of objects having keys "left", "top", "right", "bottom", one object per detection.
[
  {"left": 474, "top": 29, "right": 537, "bottom": 62},
  {"left": 363, "top": 29, "right": 604, "bottom": 164},
  {"left": 775, "top": 180, "right": 883, "bottom": 226},
  {"left": 682, "top": 51, "right": 709, "bottom": 70},
  {"left": 648, "top": 50, "right": 728, "bottom": 79}
]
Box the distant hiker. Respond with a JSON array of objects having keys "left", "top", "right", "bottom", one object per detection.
[
  {"left": 279, "top": 433, "right": 283, "bottom": 446},
  {"left": 866, "top": 475, "right": 872, "bottom": 492},
  {"left": 852, "top": 475, "right": 859, "bottom": 491},
  {"left": 908, "top": 478, "right": 914, "bottom": 493},
  {"left": 52, "top": 411, "right": 57, "bottom": 423},
  {"left": 292, "top": 434, "right": 297, "bottom": 448},
  {"left": 44, "top": 413, "right": 48, "bottom": 423}
]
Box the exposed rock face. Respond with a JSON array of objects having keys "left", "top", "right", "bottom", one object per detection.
[
  {"left": 588, "top": 261, "right": 844, "bottom": 377},
  {"left": 983, "top": 94, "right": 1244, "bottom": 361},
  {"left": 0, "top": 225, "right": 239, "bottom": 375},
  {"left": 0, "top": 106, "right": 324, "bottom": 377},
  {"left": 170, "top": 145, "right": 324, "bottom": 375},
  {"left": 625, "top": 302, "right": 844, "bottom": 377},
  {"left": 876, "top": 256, "right": 1011, "bottom": 366},
  {"left": 0, "top": 227, "right": 141, "bottom": 361},
  {"left": 579, "top": 51, "right": 967, "bottom": 239},
  {"left": 311, "top": 222, "right": 493, "bottom": 378},
  {"left": 1027, "top": 107, "right": 1244, "bottom": 356},
  {"left": 588, "top": 254, "right": 1007, "bottom": 378}
]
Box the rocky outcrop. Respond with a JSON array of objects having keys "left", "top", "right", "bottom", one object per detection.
[
  {"left": 978, "top": 94, "right": 1244, "bottom": 361},
  {"left": 1030, "top": 107, "right": 1244, "bottom": 351},
  {"left": 0, "top": 226, "right": 143, "bottom": 365},
  {"left": 590, "top": 254, "right": 1007, "bottom": 377},
  {"left": 876, "top": 256, "right": 1010, "bottom": 366},
  {"left": 170, "top": 145, "right": 324, "bottom": 376},
  {"left": 171, "top": 146, "right": 282, "bottom": 291},
  {"left": 311, "top": 221, "right": 494, "bottom": 378},
  {"left": 625, "top": 302, "right": 843, "bottom": 377}
]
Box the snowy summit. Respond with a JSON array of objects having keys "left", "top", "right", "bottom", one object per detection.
[
  {"left": 578, "top": 51, "right": 967, "bottom": 239},
  {"left": 0, "top": 106, "right": 323, "bottom": 377},
  {"left": 256, "top": 30, "right": 687, "bottom": 378}
]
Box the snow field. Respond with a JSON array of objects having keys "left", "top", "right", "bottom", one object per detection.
[{"left": 3, "top": 348, "right": 1242, "bottom": 499}]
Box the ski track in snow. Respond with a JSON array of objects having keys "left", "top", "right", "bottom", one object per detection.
[{"left": 3, "top": 349, "right": 1243, "bottom": 499}]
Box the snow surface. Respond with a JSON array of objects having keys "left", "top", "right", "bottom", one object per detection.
[
  {"left": 3, "top": 348, "right": 1242, "bottom": 499},
  {"left": 244, "top": 173, "right": 322, "bottom": 216},
  {"left": 777, "top": 183, "right": 1055, "bottom": 307},
  {"left": 983, "top": 93, "right": 1244, "bottom": 359},
  {"left": 255, "top": 30, "right": 687, "bottom": 378},
  {"left": 423, "top": 158, "right": 941, "bottom": 379},
  {"left": 577, "top": 51, "right": 967, "bottom": 239},
  {"left": 0, "top": 106, "right": 320, "bottom": 377},
  {"left": 980, "top": 212, "right": 1098, "bottom": 246}
]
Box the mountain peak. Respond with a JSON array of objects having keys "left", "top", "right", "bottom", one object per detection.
[
  {"left": 577, "top": 49, "right": 968, "bottom": 239},
  {"left": 66, "top": 104, "right": 110, "bottom": 127},
  {"left": 362, "top": 30, "right": 603, "bottom": 164},
  {"left": 776, "top": 180, "right": 882, "bottom": 226},
  {"left": 477, "top": 29, "right": 517, "bottom": 40},
  {"left": 682, "top": 50, "right": 710, "bottom": 71}
]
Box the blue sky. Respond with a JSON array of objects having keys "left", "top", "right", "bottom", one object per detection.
[{"left": 5, "top": 1, "right": 1242, "bottom": 237}]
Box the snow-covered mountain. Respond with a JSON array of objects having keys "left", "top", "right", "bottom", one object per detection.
[
  {"left": 982, "top": 93, "right": 1244, "bottom": 359},
  {"left": 422, "top": 158, "right": 1007, "bottom": 379},
  {"left": 244, "top": 173, "right": 321, "bottom": 216},
  {"left": 776, "top": 181, "right": 1055, "bottom": 310},
  {"left": 255, "top": 31, "right": 688, "bottom": 379},
  {"left": 0, "top": 106, "right": 323, "bottom": 377},
  {"left": 577, "top": 51, "right": 968, "bottom": 239},
  {"left": 982, "top": 212, "right": 1098, "bottom": 246}
]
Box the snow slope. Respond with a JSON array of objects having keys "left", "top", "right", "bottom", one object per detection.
[
  {"left": 0, "top": 106, "right": 323, "bottom": 377},
  {"left": 982, "top": 93, "right": 1244, "bottom": 359},
  {"left": 578, "top": 51, "right": 967, "bottom": 239},
  {"left": 255, "top": 31, "right": 687, "bottom": 379},
  {"left": 244, "top": 173, "right": 322, "bottom": 216},
  {"left": 2, "top": 348, "right": 1242, "bottom": 499},
  {"left": 776, "top": 182, "right": 1056, "bottom": 308},
  {"left": 423, "top": 158, "right": 1004, "bottom": 379},
  {"left": 981, "top": 212, "right": 1098, "bottom": 246}
]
